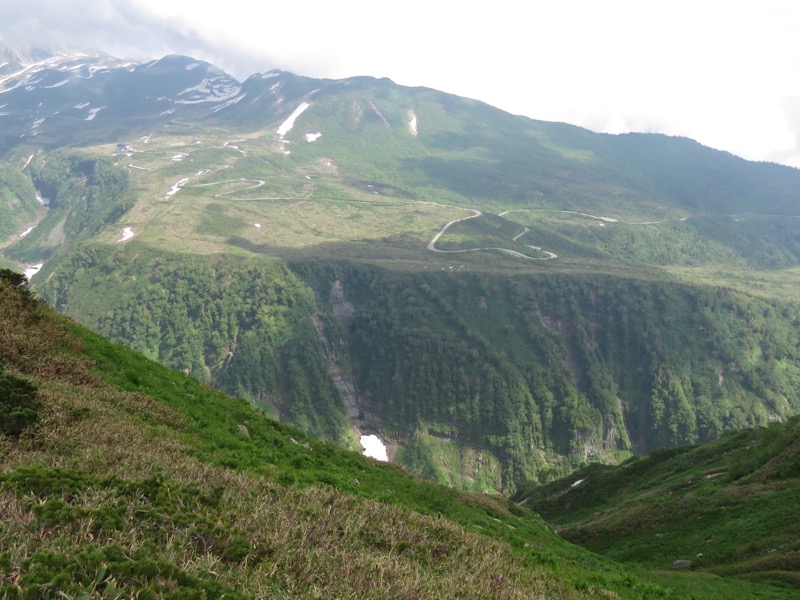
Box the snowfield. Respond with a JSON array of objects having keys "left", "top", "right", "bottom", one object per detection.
[
  {"left": 277, "top": 102, "right": 310, "bottom": 137},
  {"left": 360, "top": 435, "right": 389, "bottom": 462},
  {"left": 175, "top": 77, "right": 240, "bottom": 105},
  {"left": 408, "top": 110, "right": 418, "bottom": 137},
  {"left": 117, "top": 227, "right": 135, "bottom": 242},
  {"left": 23, "top": 264, "right": 43, "bottom": 280},
  {"left": 85, "top": 107, "right": 106, "bottom": 121},
  {"left": 165, "top": 170, "right": 209, "bottom": 198}
]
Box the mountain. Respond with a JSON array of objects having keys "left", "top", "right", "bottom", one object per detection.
[
  {"left": 0, "top": 47, "right": 240, "bottom": 150},
  {"left": 1, "top": 47, "right": 800, "bottom": 494}
]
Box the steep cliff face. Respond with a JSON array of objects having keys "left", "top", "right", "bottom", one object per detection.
[{"left": 294, "top": 264, "right": 800, "bottom": 491}]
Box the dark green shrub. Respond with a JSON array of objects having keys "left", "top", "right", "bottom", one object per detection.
[{"left": 0, "top": 372, "right": 40, "bottom": 436}]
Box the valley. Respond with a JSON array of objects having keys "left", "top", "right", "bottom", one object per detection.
[
  {"left": 2, "top": 48, "right": 800, "bottom": 494},
  {"left": 2, "top": 45, "right": 800, "bottom": 597}
]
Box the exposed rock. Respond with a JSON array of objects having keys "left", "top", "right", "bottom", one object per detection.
[{"left": 330, "top": 279, "right": 355, "bottom": 327}]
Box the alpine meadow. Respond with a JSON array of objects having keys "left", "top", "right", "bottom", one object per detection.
[{"left": 2, "top": 46, "right": 800, "bottom": 598}]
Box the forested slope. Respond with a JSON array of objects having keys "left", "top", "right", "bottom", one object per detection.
[{"left": 35, "top": 245, "right": 800, "bottom": 492}]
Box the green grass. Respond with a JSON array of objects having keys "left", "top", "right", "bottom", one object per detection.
[
  {"left": 516, "top": 420, "right": 800, "bottom": 595},
  {"left": 0, "top": 268, "right": 684, "bottom": 598}
]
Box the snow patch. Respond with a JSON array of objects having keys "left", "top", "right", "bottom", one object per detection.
[
  {"left": 22, "top": 155, "right": 34, "bottom": 170},
  {"left": 254, "top": 223, "right": 261, "bottom": 228},
  {"left": 185, "top": 63, "right": 200, "bottom": 71},
  {"left": 43, "top": 79, "right": 69, "bottom": 89},
  {"left": 73, "top": 102, "right": 90, "bottom": 109},
  {"left": 211, "top": 94, "right": 244, "bottom": 112},
  {"left": 408, "top": 110, "right": 418, "bottom": 137},
  {"left": 23, "top": 264, "right": 43, "bottom": 280},
  {"left": 571, "top": 479, "right": 585, "bottom": 488},
  {"left": 165, "top": 170, "right": 209, "bottom": 198},
  {"left": 360, "top": 435, "right": 388, "bottom": 462},
  {"left": 304, "top": 131, "right": 322, "bottom": 142},
  {"left": 172, "top": 153, "right": 187, "bottom": 161},
  {"left": 35, "top": 190, "right": 49, "bottom": 207},
  {"left": 85, "top": 107, "right": 106, "bottom": 121},
  {"left": 19, "top": 226, "right": 34, "bottom": 238},
  {"left": 277, "top": 102, "right": 310, "bottom": 137},
  {"left": 117, "top": 227, "right": 134, "bottom": 242},
  {"left": 175, "top": 77, "right": 240, "bottom": 105}
]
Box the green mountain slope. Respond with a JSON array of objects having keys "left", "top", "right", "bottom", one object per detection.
[
  {"left": 4, "top": 272, "right": 800, "bottom": 598},
  {"left": 515, "top": 417, "right": 800, "bottom": 594},
  {"left": 1, "top": 271, "right": 681, "bottom": 599},
  {"left": 2, "top": 51, "right": 800, "bottom": 492},
  {"left": 0, "top": 160, "right": 41, "bottom": 246},
  {"left": 29, "top": 238, "right": 800, "bottom": 492}
]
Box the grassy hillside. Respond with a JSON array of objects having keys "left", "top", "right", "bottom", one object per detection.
[
  {"left": 4, "top": 271, "right": 800, "bottom": 597},
  {"left": 515, "top": 417, "right": 800, "bottom": 594},
  {"left": 0, "top": 271, "right": 668, "bottom": 598}
]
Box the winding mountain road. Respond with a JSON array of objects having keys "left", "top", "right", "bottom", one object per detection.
[
  {"left": 425, "top": 203, "right": 558, "bottom": 260},
  {"left": 195, "top": 178, "right": 267, "bottom": 197}
]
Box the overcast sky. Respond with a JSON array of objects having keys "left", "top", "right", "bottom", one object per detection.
[{"left": 3, "top": 0, "right": 800, "bottom": 167}]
